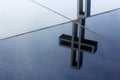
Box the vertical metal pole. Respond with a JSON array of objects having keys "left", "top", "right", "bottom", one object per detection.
[
  {"left": 71, "top": 20, "right": 85, "bottom": 69},
  {"left": 71, "top": 0, "right": 84, "bottom": 69},
  {"left": 71, "top": 0, "right": 91, "bottom": 69},
  {"left": 77, "top": 0, "right": 86, "bottom": 69},
  {"left": 85, "top": 0, "right": 91, "bottom": 17},
  {"left": 71, "top": 21, "right": 79, "bottom": 68},
  {"left": 77, "top": 0, "right": 91, "bottom": 69},
  {"left": 78, "top": 0, "right": 91, "bottom": 18},
  {"left": 77, "top": 19, "right": 85, "bottom": 69},
  {"left": 77, "top": 0, "right": 84, "bottom": 18}
]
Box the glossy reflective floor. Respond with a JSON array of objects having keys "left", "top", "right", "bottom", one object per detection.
[
  {"left": 0, "top": 0, "right": 120, "bottom": 39},
  {"left": 0, "top": 9, "right": 120, "bottom": 80}
]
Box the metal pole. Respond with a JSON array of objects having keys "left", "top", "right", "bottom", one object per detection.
[{"left": 71, "top": 0, "right": 91, "bottom": 69}]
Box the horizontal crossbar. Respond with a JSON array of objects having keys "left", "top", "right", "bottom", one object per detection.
[{"left": 59, "top": 34, "right": 98, "bottom": 53}]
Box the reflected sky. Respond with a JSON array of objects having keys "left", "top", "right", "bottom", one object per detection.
[
  {"left": 34, "top": 0, "right": 120, "bottom": 18},
  {"left": 0, "top": 0, "right": 69, "bottom": 39},
  {"left": 0, "top": 1, "right": 120, "bottom": 80},
  {"left": 0, "top": 0, "right": 120, "bottom": 39},
  {"left": 0, "top": 14, "right": 120, "bottom": 80}
]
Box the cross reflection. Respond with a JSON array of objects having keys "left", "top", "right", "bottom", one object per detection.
[{"left": 59, "top": 0, "right": 98, "bottom": 69}]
